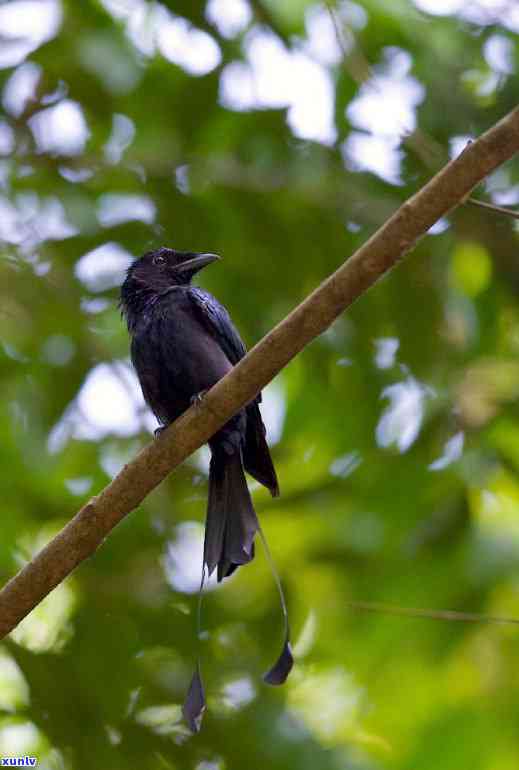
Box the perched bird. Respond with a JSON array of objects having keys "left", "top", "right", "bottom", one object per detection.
[
  {"left": 121, "top": 248, "right": 292, "bottom": 731},
  {"left": 120, "top": 247, "right": 280, "bottom": 582},
  {"left": 121, "top": 248, "right": 292, "bottom": 732}
]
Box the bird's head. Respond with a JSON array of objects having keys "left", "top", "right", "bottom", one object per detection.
[
  {"left": 120, "top": 247, "right": 220, "bottom": 325},
  {"left": 126, "top": 247, "right": 219, "bottom": 291}
]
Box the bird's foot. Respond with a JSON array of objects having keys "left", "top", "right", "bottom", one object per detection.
[
  {"left": 190, "top": 390, "right": 208, "bottom": 408},
  {"left": 154, "top": 425, "right": 167, "bottom": 438}
]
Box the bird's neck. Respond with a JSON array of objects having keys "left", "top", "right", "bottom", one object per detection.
[
  {"left": 120, "top": 280, "right": 192, "bottom": 331},
  {"left": 120, "top": 282, "right": 160, "bottom": 331}
]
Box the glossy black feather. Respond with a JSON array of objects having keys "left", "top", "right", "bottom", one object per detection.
[
  {"left": 188, "top": 287, "right": 247, "bottom": 366},
  {"left": 187, "top": 288, "right": 278, "bottom": 495},
  {"left": 263, "top": 636, "right": 294, "bottom": 685},
  {"left": 182, "top": 664, "right": 205, "bottom": 733}
]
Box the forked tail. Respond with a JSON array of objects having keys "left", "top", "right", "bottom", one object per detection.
[
  {"left": 204, "top": 447, "right": 259, "bottom": 582},
  {"left": 183, "top": 441, "right": 292, "bottom": 733}
]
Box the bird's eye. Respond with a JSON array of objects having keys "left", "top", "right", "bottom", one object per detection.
[{"left": 153, "top": 255, "right": 166, "bottom": 266}]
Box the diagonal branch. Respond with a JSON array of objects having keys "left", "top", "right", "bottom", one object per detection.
[{"left": 1, "top": 106, "right": 519, "bottom": 639}]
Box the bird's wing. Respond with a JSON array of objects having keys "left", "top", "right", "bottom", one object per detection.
[
  {"left": 189, "top": 289, "right": 275, "bottom": 491},
  {"left": 188, "top": 287, "right": 247, "bottom": 365}
]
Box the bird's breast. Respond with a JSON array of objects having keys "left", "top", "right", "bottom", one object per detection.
[{"left": 131, "top": 296, "right": 232, "bottom": 423}]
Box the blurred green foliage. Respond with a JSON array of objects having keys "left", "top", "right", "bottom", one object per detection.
[{"left": 1, "top": 0, "right": 519, "bottom": 768}]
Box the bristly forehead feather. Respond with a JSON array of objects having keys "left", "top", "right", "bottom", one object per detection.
[
  {"left": 142, "top": 247, "right": 174, "bottom": 261},
  {"left": 129, "top": 247, "right": 172, "bottom": 267}
]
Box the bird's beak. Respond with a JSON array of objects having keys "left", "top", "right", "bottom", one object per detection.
[{"left": 176, "top": 252, "right": 220, "bottom": 275}]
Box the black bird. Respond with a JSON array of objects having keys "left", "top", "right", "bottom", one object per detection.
[
  {"left": 121, "top": 248, "right": 292, "bottom": 731},
  {"left": 120, "top": 247, "right": 279, "bottom": 581}
]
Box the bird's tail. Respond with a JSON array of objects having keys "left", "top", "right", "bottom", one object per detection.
[
  {"left": 204, "top": 447, "right": 259, "bottom": 582},
  {"left": 243, "top": 402, "right": 279, "bottom": 497}
]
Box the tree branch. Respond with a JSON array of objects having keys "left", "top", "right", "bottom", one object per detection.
[{"left": 1, "top": 106, "right": 519, "bottom": 639}]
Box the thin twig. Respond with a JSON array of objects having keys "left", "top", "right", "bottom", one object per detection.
[
  {"left": 324, "top": 0, "right": 444, "bottom": 167},
  {"left": 347, "top": 601, "right": 519, "bottom": 626},
  {"left": 0, "top": 106, "right": 518, "bottom": 639},
  {"left": 326, "top": 1, "right": 518, "bottom": 217},
  {"left": 467, "top": 197, "right": 519, "bottom": 220}
]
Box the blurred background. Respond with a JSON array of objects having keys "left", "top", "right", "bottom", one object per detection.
[{"left": 1, "top": 0, "right": 519, "bottom": 767}]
